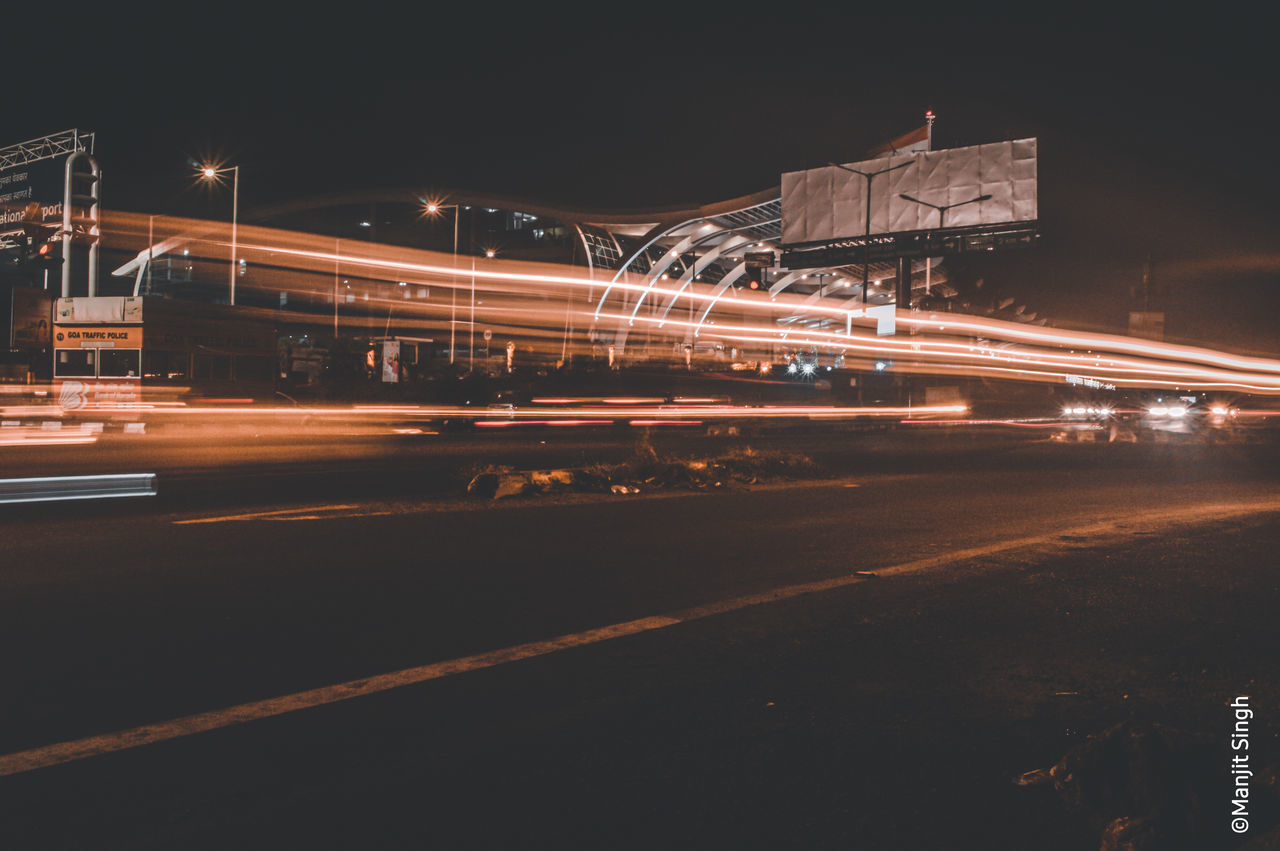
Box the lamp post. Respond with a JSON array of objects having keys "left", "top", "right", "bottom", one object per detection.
[
  {"left": 423, "top": 200, "right": 461, "bottom": 364},
  {"left": 199, "top": 164, "right": 239, "bottom": 306},
  {"left": 473, "top": 247, "right": 496, "bottom": 372},
  {"left": 830, "top": 158, "right": 912, "bottom": 307}
]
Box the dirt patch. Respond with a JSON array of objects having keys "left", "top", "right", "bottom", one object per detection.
[{"left": 464, "top": 443, "right": 826, "bottom": 499}]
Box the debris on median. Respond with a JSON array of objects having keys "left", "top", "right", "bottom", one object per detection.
[
  {"left": 463, "top": 446, "right": 824, "bottom": 499},
  {"left": 464, "top": 466, "right": 531, "bottom": 499}
]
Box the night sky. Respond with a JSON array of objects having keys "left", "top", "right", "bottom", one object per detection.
[{"left": 10, "top": 8, "right": 1279, "bottom": 351}]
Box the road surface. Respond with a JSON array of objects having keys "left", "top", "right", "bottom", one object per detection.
[{"left": 2, "top": 438, "right": 1278, "bottom": 848}]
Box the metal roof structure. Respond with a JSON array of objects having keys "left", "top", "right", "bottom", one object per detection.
[{"left": 241, "top": 182, "right": 953, "bottom": 354}]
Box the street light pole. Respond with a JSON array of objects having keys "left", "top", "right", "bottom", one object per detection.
[
  {"left": 230, "top": 165, "right": 238, "bottom": 306},
  {"left": 424, "top": 200, "right": 462, "bottom": 364},
  {"left": 472, "top": 247, "right": 495, "bottom": 373},
  {"left": 199, "top": 163, "right": 240, "bottom": 306},
  {"left": 470, "top": 254, "right": 476, "bottom": 372},
  {"left": 452, "top": 208, "right": 459, "bottom": 365}
]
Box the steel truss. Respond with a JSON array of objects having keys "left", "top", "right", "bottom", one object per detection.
[{"left": 0, "top": 129, "right": 95, "bottom": 170}]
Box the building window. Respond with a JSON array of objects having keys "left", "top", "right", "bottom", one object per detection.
[
  {"left": 506, "top": 211, "right": 538, "bottom": 231},
  {"left": 581, "top": 229, "right": 622, "bottom": 270},
  {"left": 234, "top": 355, "right": 274, "bottom": 382},
  {"left": 193, "top": 352, "right": 232, "bottom": 380},
  {"left": 54, "top": 349, "right": 96, "bottom": 378},
  {"left": 143, "top": 350, "right": 189, "bottom": 380},
  {"left": 98, "top": 349, "right": 141, "bottom": 378}
]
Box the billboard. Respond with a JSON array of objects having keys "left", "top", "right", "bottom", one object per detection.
[
  {"left": 1128, "top": 311, "right": 1165, "bottom": 342},
  {"left": 57, "top": 296, "right": 144, "bottom": 323},
  {"left": 10, "top": 286, "right": 53, "bottom": 348},
  {"left": 381, "top": 340, "right": 400, "bottom": 382},
  {"left": 781, "top": 138, "right": 1037, "bottom": 246},
  {"left": 0, "top": 156, "right": 67, "bottom": 234}
]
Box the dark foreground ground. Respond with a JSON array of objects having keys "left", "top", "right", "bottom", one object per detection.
[{"left": 2, "top": 438, "right": 1279, "bottom": 849}]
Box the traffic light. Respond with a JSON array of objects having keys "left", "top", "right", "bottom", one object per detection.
[
  {"left": 23, "top": 214, "right": 60, "bottom": 270},
  {"left": 28, "top": 238, "right": 62, "bottom": 273},
  {"left": 1, "top": 228, "right": 62, "bottom": 283}
]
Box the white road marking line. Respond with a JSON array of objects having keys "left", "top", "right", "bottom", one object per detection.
[
  {"left": 0, "top": 616, "right": 678, "bottom": 778},
  {"left": 173, "top": 504, "right": 362, "bottom": 525},
  {"left": 4, "top": 498, "right": 1278, "bottom": 778}
]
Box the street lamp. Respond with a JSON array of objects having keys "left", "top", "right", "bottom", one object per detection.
[
  {"left": 199, "top": 163, "right": 239, "bottom": 305},
  {"left": 830, "top": 158, "right": 912, "bottom": 307},
  {"left": 422, "top": 198, "right": 461, "bottom": 364}
]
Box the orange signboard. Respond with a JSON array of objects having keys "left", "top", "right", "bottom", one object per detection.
[{"left": 53, "top": 325, "right": 143, "bottom": 348}]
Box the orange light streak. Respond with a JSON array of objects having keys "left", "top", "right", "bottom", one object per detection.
[
  {"left": 628, "top": 420, "right": 703, "bottom": 426},
  {"left": 101, "top": 212, "right": 1280, "bottom": 396}
]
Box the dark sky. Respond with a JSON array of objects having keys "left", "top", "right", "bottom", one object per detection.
[{"left": 10, "top": 8, "right": 1280, "bottom": 351}]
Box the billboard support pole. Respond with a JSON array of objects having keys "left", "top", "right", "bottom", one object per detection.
[
  {"left": 830, "top": 159, "right": 911, "bottom": 307},
  {"left": 896, "top": 255, "right": 912, "bottom": 311}
]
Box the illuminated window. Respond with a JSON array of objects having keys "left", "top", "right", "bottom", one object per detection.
[{"left": 506, "top": 211, "right": 538, "bottom": 231}]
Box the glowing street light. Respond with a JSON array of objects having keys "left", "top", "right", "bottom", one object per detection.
[
  {"left": 423, "top": 198, "right": 461, "bottom": 364},
  {"left": 198, "top": 163, "right": 240, "bottom": 305}
]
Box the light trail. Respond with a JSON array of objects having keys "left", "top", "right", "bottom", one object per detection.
[
  {"left": 627, "top": 313, "right": 1280, "bottom": 391},
  {"left": 0, "top": 427, "right": 100, "bottom": 447},
  {"left": 0, "top": 474, "right": 155, "bottom": 503},
  {"left": 91, "top": 211, "right": 1280, "bottom": 397},
  {"left": 145, "top": 403, "right": 971, "bottom": 421},
  {"left": 0, "top": 399, "right": 977, "bottom": 440}
]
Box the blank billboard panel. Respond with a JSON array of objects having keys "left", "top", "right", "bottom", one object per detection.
[{"left": 781, "top": 138, "right": 1037, "bottom": 246}]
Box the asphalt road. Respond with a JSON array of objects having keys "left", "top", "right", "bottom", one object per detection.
[
  {"left": 2, "top": 438, "right": 1279, "bottom": 849},
  {"left": 1, "top": 422, "right": 1050, "bottom": 509}
]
